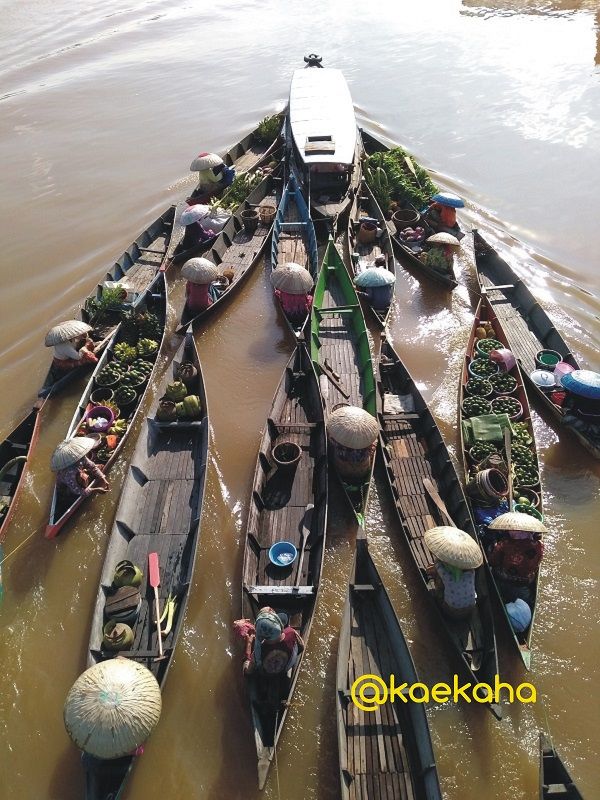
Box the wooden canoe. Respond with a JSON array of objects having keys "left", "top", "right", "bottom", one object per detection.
[
  {"left": 82, "top": 330, "right": 208, "bottom": 800},
  {"left": 45, "top": 272, "right": 167, "bottom": 539},
  {"left": 377, "top": 337, "right": 501, "bottom": 718},
  {"left": 459, "top": 296, "right": 543, "bottom": 670},
  {"left": 270, "top": 173, "right": 319, "bottom": 336},
  {"left": 241, "top": 342, "right": 328, "bottom": 789},
  {"left": 539, "top": 732, "right": 583, "bottom": 800},
  {"left": 176, "top": 167, "right": 283, "bottom": 334},
  {"left": 346, "top": 178, "right": 397, "bottom": 327},
  {"left": 359, "top": 129, "right": 459, "bottom": 290},
  {"left": 310, "top": 238, "right": 377, "bottom": 525},
  {"left": 336, "top": 531, "right": 442, "bottom": 800},
  {"left": 473, "top": 229, "right": 600, "bottom": 460},
  {"left": 38, "top": 205, "right": 175, "bottom": 399}
]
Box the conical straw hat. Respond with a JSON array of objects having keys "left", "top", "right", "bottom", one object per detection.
[
  {"left": 488, "top": 511, "right": 547, "bottom": 533},
  {"left": 45, "top": 320, "right": 92, "bottom": 347},
  {"left": 270, "top": 263, "right": 314, "bottom": 294},
  {"left": 426, "top": 232, "right": 461, "bottom": 246},
  {"left": 51, "top": 437, "right": 98, "bottom": 471},
  {"left": 180, "top": 204, "right": 209, "bottom": 226},
  {"left": 424, "top": 526, "right": 483, "bottom": 569},
  {"left": 327, "top": 406, "right": 379, "bottom": 449},
  {"left": 64, "top": 659, "right": 162, "bottom": 759},
  {"left": 354, "top": 266, "right": 396, "bottom": 287},
  {"left": 181, "top": 257, "right": 219, "bottom": 284},
  {"left": 189, "top": 152, "right": 223, "bottom": 171}
]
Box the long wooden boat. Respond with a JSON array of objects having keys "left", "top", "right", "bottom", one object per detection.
[
  {"left": 473, "top": 229, "right": 599, "bottom": 460},
  {"left": 82, "top": 330, "right": 208, "bottom": 800},
  {"left": 346, "top": 178, "right": 397, "bottom": 327},
  {"left": 176, "top": 167, "right": 282, "bottom": 333},
  {"left": 286, "top": 60, "right": 362, "bottom": 229},
  {"left": 360, "top": 130, "right": 458, "bottom": 290},
  {"left": 336, "top": 530, "right": 442, "bottom": 800},
  {"left": 459, "top": 296, "right": 543, "bottom": 670},
  {"left": 241, "top": 342, "right": 328, "bottom": 789},
  {"left": 38, "top": 205, "right": 175, "bottom": 399},
  {"left": 45, "top": 272, "right": 167, "bottom": 539},
  {"left": 377, "top": 337, "right": 501, "bottom": 718},
  {"left": 539, "top": 733, "right": 584, "bottom": 800},
  {"left": 270, "top": 173, "right": 319, "bottom": 335},
  {"left": 310, "top": 238, "right": 376, "bottom": 525}
]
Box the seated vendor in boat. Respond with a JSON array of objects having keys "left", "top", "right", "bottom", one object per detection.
[
  {"left": 420, "top": 233, "right": 461, "bottom": 275},
  {"left": 51, "top": 436, "right": 109, "bottom": 497},
  {"left": 181, "top": 257, "right": 220, "bottom": 314},
  {"left": 234, "top": 606, "right": 304, "bottom": 677},
  {"left": 487, "top": 511, "right": 546, "bottom": 590},
  {"left": 424, "top": 526, "right": 483, "bottom": 620},
  {"left": 45, "top": 320, "right": 98, "bottom": 372},
  {"left": 189, "top": 152, "right": 235, "bottom": 196},
  {"left": 425, "top": 192, "right": 464, "bottom": 239},
  {"left": 561, "top": 370, "right": 600, "bottom": 421},
  {"left": 179, "top": 205, "right": 216, "bottom": 253},
  {"left": 270, "top": 262, "right": 314, "bottom": 323},
  {"left": 353, "top": 259, "right": 395, "bottom": 311}
]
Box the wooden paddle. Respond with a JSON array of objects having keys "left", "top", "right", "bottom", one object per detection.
[
  {"left": 422, "top": 478, "right": 455, "bottom": 527},
  {"left": 294, "top": 504, "right": 314, "bottom": 587},
  {"left": 504, "top": 427, "right": 513, "bottom": 511},
  {"left": 148, "top": 552, "right": 164, "bottom": 659}
]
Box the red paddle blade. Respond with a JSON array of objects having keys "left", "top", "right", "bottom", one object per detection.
[{"left": 148, "top": 552, "right": 160, "bottom": 588}]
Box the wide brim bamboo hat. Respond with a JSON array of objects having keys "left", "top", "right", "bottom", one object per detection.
[
  {"left": 488, "top": 511, "right": 547, "bottom": 534},
  {"left": 180, "top": 204, "right": 209, "bottom": 226},
  {"left": 51, "top": 437, "right": 99, "bottom": 471},
  {"left": 327, "top": 406, "right": 379, "bottom": 449},
  {"left": 181, "top": 257, "right": 219, "bottom": 284},
  {"left": 424, "top": 526, "right": 483, "bottom": 569},
  {"left": 354, "top": 266, "right": 396, "bottom": 287},
  {"left": 270, "top": 262, "right": 314, "bottom": 294},
  {"left": 189, "top": 152, "right": 223, "bottom": 171},
  {"left": 45, "top": 320, "right": 92, "bottom": 346},
  {"left": 426, "top": 232, "right": 461, "bottom": 246},
  {"left": 64, "top": 659, "right": 162, "bottom": 759}
]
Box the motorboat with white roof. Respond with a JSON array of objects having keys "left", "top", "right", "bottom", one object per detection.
[{"left": 286, "top": 56, "right": 361, "bottom": 228}]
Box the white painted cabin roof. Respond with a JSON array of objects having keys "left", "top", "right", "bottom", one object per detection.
[{"left": 289, "top": 68, "right": 357, "bottom": 166}]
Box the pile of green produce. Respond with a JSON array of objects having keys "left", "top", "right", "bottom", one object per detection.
[
  {"left": 466, "top": 377, "right": 493, "bottom": 397},
  {"left": 121, "top": 368, "right": 148, "bottom": 389},
  {"left": 119, "top": 309, "right": 161, "bottom": 346},
  {"left": 96, "top": 363, "right": 126, "bottom": 387},
  {"left": 364, "top": 148, "right": 438, "bottom": 212},
  {"left": 514, "top": 463, "right": 540, "bottom": 488},
  {"left": 491, "top": 396, "right": 522, "bottom": 418},
  {"left": 137, "top": 338, "right": 158, "bottom": 358},
  {"left": 469, "top": 358, "right": 499, "bottom": 378},
  {"left": 254, "top": 114, "right": 281, "bottom": 146},
  {"left": 514, "top": 497, "right": 543, "bottom": 520},
  {"left": 512, "top": 422, "right": 533, "bottom": 445},
  {"left": 511, "top": 442, "right": 536, "bottom": 466},
  {"left": 462, "top": 396, "right": 492, "bottom": 418},
  {"left": 113, "top": 386, "right": 136, "bottom": 407},
  {"left": 85, "top": 286, "right": 128, "bottom": 322},
  {"left": 113, "top": 343, "right": 137, "bottom": 364},
  {"left": 469, "top": 441, "right": 498, "bottom": 463},
  {"left": 175, "top": 395, "right": 202, "bottom": 419},
  {"left": 489, "top": 372, "right": 517, "bottom": 394},
  {"left": 109, "top": 419, "right": 128, "bottom": 436},
  {"left": 214, "top": 170, "right": 265, "bottom": 212},
  {"left": 131, "top": 359, "right": 153, "bottom": 376},
  {"left": 475, "top": 338, "right": 502, "bottom": 356}
]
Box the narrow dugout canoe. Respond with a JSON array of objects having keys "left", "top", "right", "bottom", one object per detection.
[
  {"left": 270, "top": 173, "right": 319, "bottom": 336},
  {"left": 459, "top": 296, "right": 543, "bottom": 670},
  {"left": 241, "top": 342, "right": 328, "bottom": 789},
  {"left": 45, "top": 272, "right": 167, "bottom": 539},
  {"left": 473, "top": 229, "right": 599, "bottom": 460},
  {"left": 346, "top": 178, "right": 397, "bottom": 327},
  {"left": 539, "top": 732, "right": 584, "bottom": 800},
  {"left": 310, "top": 238, "right": 377, "bottom": 524},
  {"left": 82, "top": 330, "right": 208, "bottom": 800},
  {"left": 336, "top": 531, "right": 442, "bottom": 800},
  {"left": 377, "top": 337, "right": 501, "bottom": 718}
]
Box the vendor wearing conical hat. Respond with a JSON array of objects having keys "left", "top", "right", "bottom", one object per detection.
[
  {"left": 488, "top": 512, "right": 546, "bottom": 593},
  {"left": 189, "top": 152, "right": 236, "bottom": 196},
  {"left": 45, "top": 320, "right": 98, "bottom": 373},
  {"left": 353, "top": 258, "right": 396, "bottom": 312},
  {"left": 233, "top": 606, "right": 304, "bottom": 677},
  {"left": 270, "top": 263, "right": 314, "bottom": 323},
  {"left": 181, "top": 258, "right": 219, "bottom": 314},
  {"left": 424, "top": 526, "right": 483, "bottom": 620},
  {"left": 51, "top": 437, "right": 109, "bottom": 499}
]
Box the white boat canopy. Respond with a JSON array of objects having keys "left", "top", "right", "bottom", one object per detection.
[{"left": 289, "top": 68, "right": 357, "bottom": 167}]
